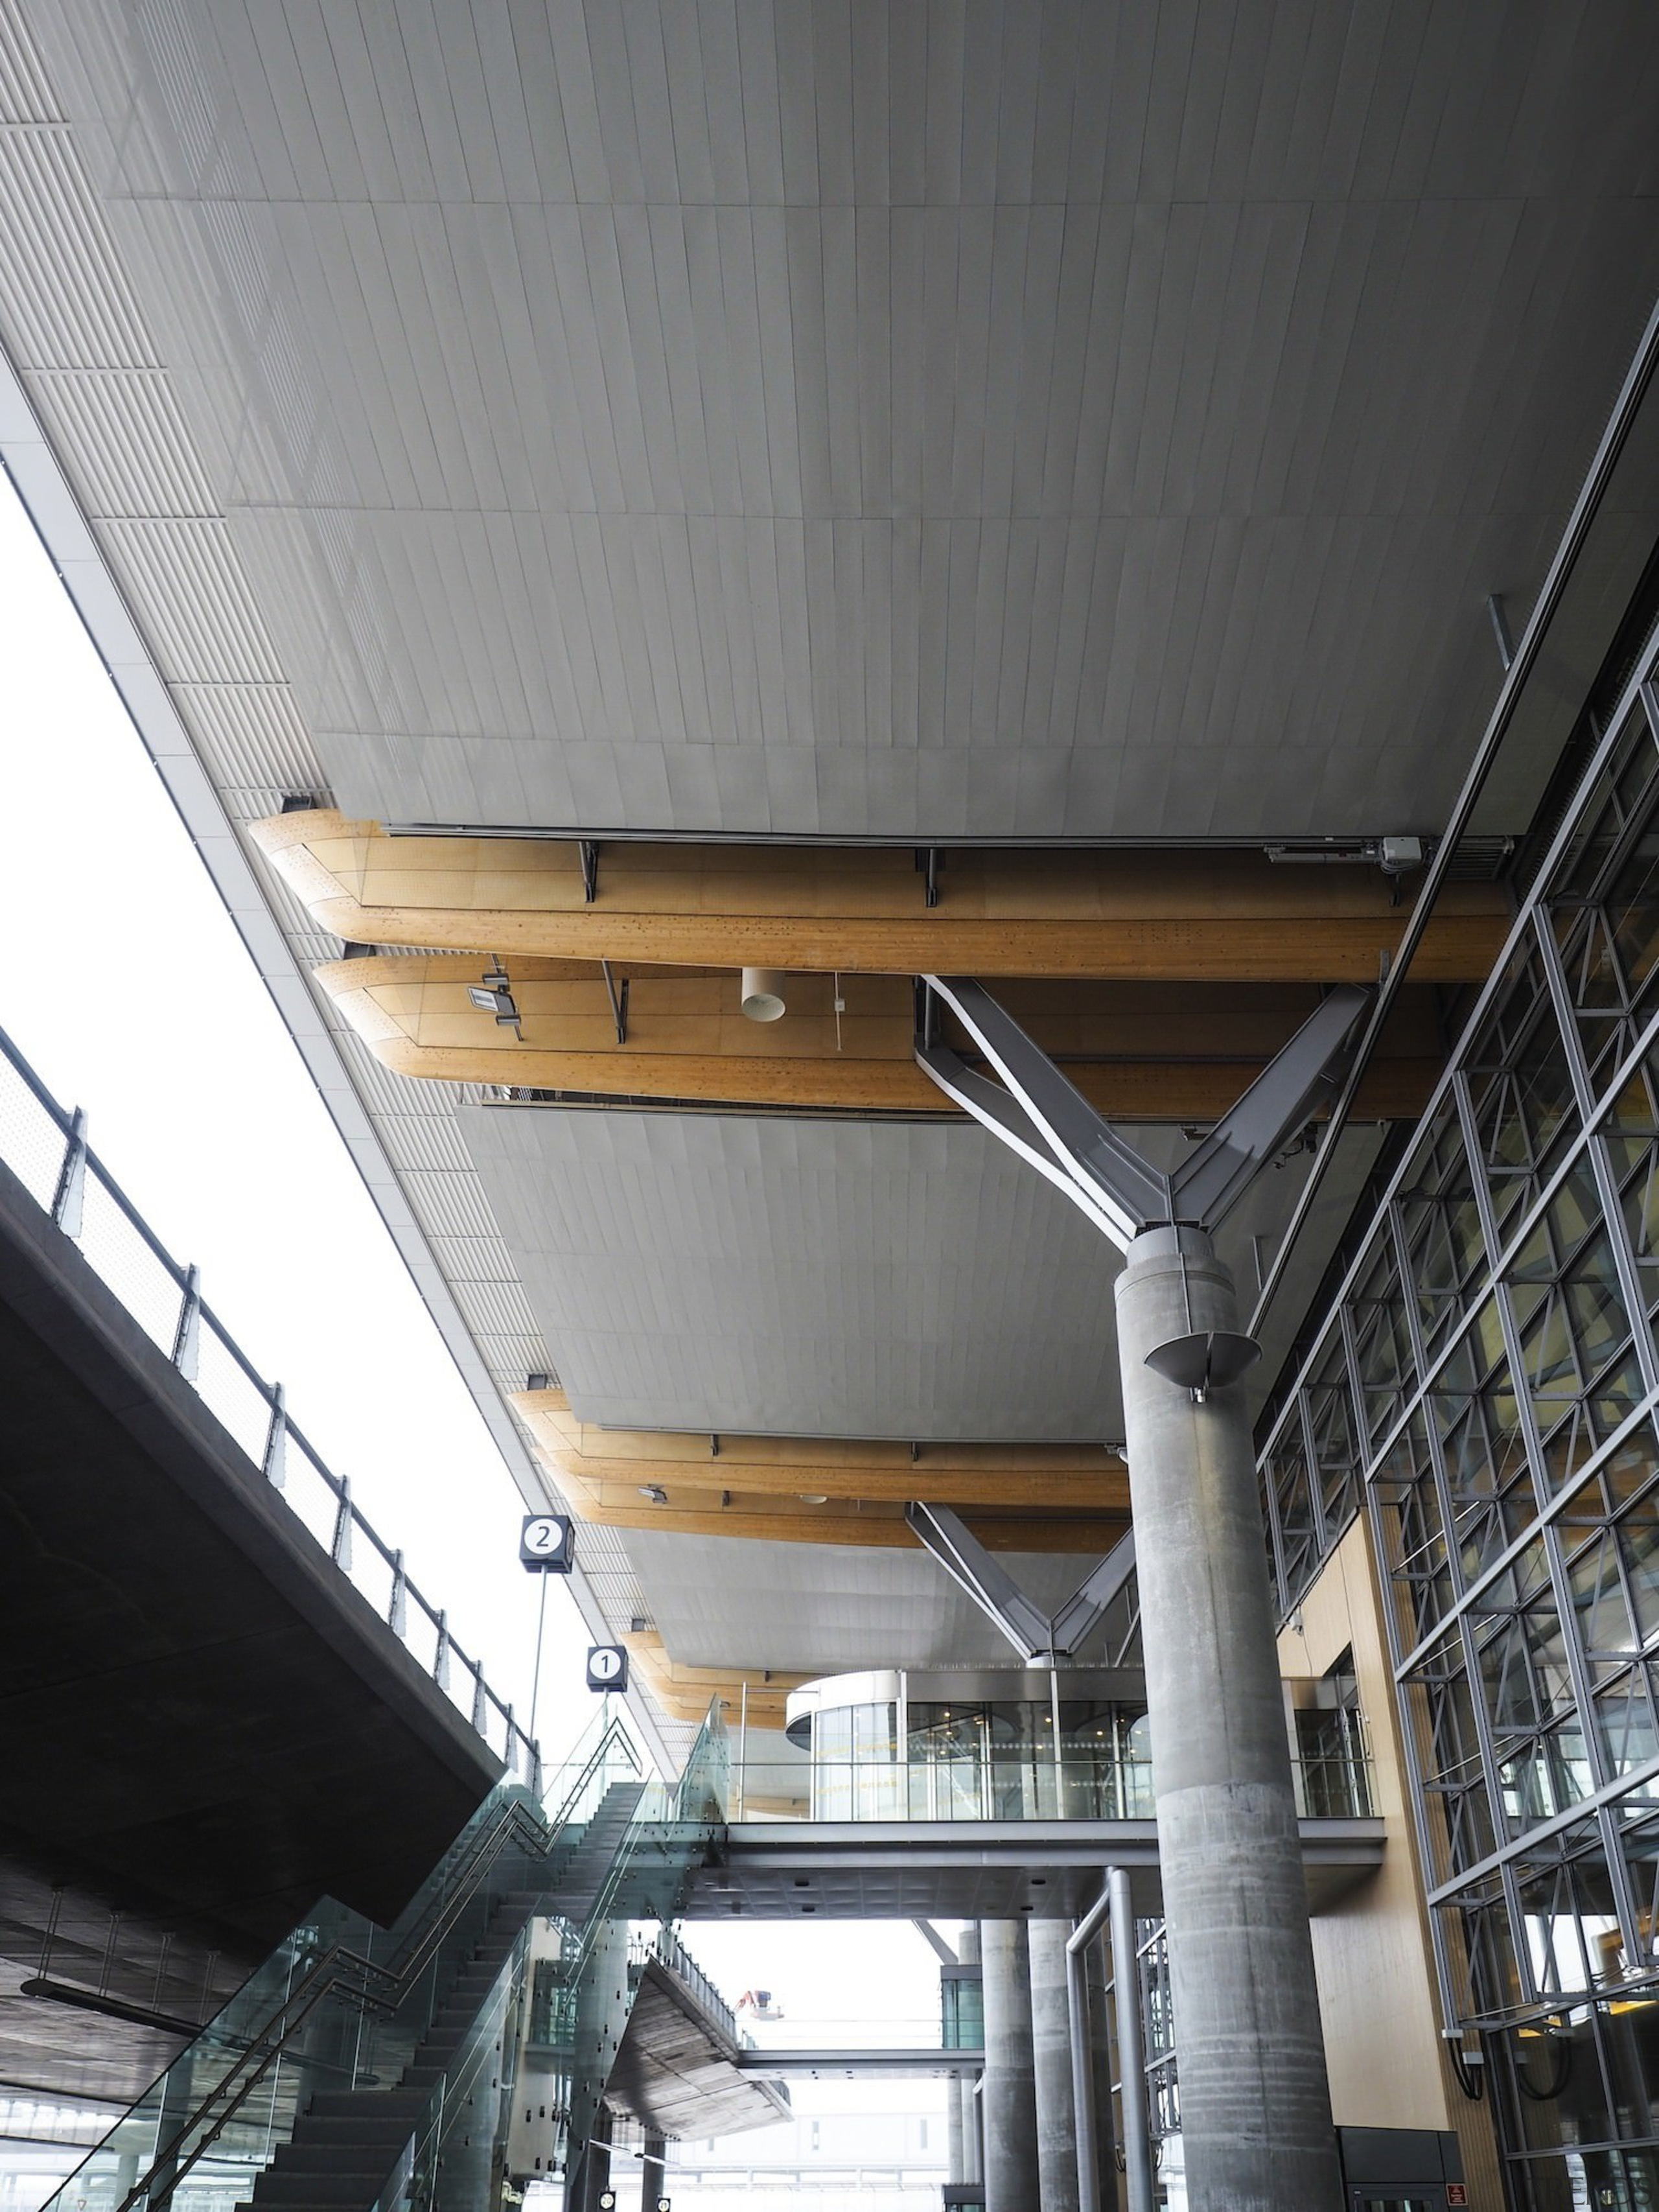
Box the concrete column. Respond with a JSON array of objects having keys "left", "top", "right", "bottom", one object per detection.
[
  {"left": 947, "top": 2062, "right": 966, "bottom": 2183},
  {"left": 1028, "top": 1920, "right": 1080, "bottom": 2212},
  {"left": 577, "top": 2108, "right": 612, "bottom": 2212},
  {"left": 1114, "top": 1226, "right": 1340, "bottom": 2212},
  {"left": 980, "top": 1921, "right": 1039, "bottom": 2212},
  {"left": 640, "top": 2132, "right": 666, "bottom": 2212},
  {"left": 960, "top": 1925, "right": 983, "bottom": 2189}
]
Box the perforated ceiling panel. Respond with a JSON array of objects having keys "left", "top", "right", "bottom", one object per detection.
[
  {"left": 457, "top": 1104, "right": 1381, "bottom": 1441},
  {"left": 16, "top": 0, "right": 1659, "bottom": 841}
]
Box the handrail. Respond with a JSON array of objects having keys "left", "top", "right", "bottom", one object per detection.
[
  {"left": 0, "top": 1017, "right": 540, "bottom": 1782},
  {"left": 628, "top": 1927, "right": 750, "bottom": 2049},
  {"left": 102, "top": 1716, "right": 642, "bottom": 2212}
]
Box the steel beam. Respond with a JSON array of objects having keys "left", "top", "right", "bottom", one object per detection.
[
  {"left": 925, "top": 976, "right": 1170, "bottom": 1246},
  {"left": 920, "top": 975, "right": 1369, "bottom": 1242},
  {"left": 1049, "top": 1530, "right": 1137, "bottom": 1659},
  {"left": 906, "top": 1502, "right": 1053, "bottom": 1660},
  {"left": 1166, "top": 986, "right": 1367, "bottom": 1228}
]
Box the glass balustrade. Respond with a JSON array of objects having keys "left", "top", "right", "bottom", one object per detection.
[
  {"left": 729, "top": 1667, "right": 1375, "bottom": 1822},
  {"left": 36, "top": 1708, "right": 647, "bottom": 2212}
]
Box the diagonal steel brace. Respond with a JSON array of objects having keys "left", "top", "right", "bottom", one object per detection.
[
  {"left": 907, "top": 1505, "right": 1137, "bottom": 1664},
  {"left": 918, "top": 975, "right": 1371, "bottom": 1242}
]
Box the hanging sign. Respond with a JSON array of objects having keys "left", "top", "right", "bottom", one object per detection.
[
  {"left": 586, "top": 1644, "right": 629, "bottom": 1692},
  {"left": 520, "top": 1514, "right": 574, "bottom": 1572}
]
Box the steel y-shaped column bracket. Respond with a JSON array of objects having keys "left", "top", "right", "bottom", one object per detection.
[
  {"left": 918, "top": 976, "right": 1369, "bottom": 1246},
  {"left": 907, "top": 1504, "right": 1137, "bottom": 1664}
]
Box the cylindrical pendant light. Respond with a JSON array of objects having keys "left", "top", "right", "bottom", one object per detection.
[{"left": 740, "top": 967, "right": 787, "bottom": 1021}]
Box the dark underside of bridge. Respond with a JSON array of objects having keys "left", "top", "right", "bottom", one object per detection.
[{"left": 0, "top": 1154, "right": 503, "bottom": 2099}]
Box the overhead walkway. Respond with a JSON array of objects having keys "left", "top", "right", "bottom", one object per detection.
[
  {"left": 737, "top": 2047, "right": 984, "bottom": 2078},
  {"left": 686, "top": 1814, "right": 1385, "bottom": 1921}
]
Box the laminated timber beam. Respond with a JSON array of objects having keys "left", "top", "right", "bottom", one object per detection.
[
  {"left": 516, "top": 1388, "right": 1128, "bottom": 1510},
  {"left": 254, "top": 810, "right": 1509, "bottom": 983},
  {"left": 620, "top": 1630, "right": 806, "bottom": 1731},
  {"left": 513, "top": 1390, "right": 1129, "bottom": 1550},
  {"left": 322, "top": 953, "right": 1444, "bottom": 1119}
]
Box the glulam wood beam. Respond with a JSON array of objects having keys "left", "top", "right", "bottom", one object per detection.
[
  {"left": 620, "top": 1631, "right": 806, "bottom": 1730},
  {"left": 325, "top": 954, "right": 1444, "bottom": 1119},
  {"left": 254, "top": 810, "right": 1509, "bottom": 983},
  {"left": 518, "top": 1388, "right": 1125, "bottom": 1509},
  {"left": 515, "top": 1389, "right": 1130, "bottom": 1550}
]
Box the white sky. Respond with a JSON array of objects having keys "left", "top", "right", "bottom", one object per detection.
[
  {"left": 0, "top": 470, "right": 593, "bottom": 1758},
  {"left": 0, "top": 467, "right": 947, "bottom": 2091}
]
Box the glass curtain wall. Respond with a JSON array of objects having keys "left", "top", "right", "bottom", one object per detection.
[{"left": 1255, "top": 642, "right": 1659, "bottom": 2208}]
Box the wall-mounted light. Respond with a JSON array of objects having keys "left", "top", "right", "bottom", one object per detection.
[
  {"left": 740, "top": 967, "right": 787, "bottom": 1021},
  {"left": 638, "top": 1484, "right": 668, "bottom": 1504}
]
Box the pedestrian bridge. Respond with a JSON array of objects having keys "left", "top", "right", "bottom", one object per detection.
[{"left": 681, "top": 1815, "right": 1385, "bottom": 1921}]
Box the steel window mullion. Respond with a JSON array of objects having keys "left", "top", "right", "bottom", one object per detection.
[
  {"left": 1485, "top": 1265, "right": 1623, "bottom": 1842},
  {"left": 1532, "top": 902, "right": 1601, "bottom": 1123},
  {"left": 1381, "top": 1193, "right": 1467, "bottom": 1636},
  {"left": 1295, "top": 1386, "right": 1329, "bottom": 1559},
  {"left": 1425, "top": 1747, "right": 1659, "bottom": 1907},
  {"left": 1454, "top": 1601, "right": 1515, "bottom": 1905},
  {"left": 1365, "top": 1481, "right": 1465, "bottom": 2025},
  {"left": 1259, "top": 678, "right": 1659, "bottom": 1442},
  {"left": 1392, "top": 1385, "right": 1659, "bottom": 1681},
  {"left": 1498, "top": 1854, "right": 1542, "bottom": 2008},
  {"left": 1262, "top": 1421, "right": 1293, "bottom": 1617},
  {"left": 1535, "top": 903, "right": 1659, "bottom": 1400}
]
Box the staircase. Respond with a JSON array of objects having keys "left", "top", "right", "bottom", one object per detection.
[{"left": 238, "top": 1784, "right": 644, "bottom": 2212}]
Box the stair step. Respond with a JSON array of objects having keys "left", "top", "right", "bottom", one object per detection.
[
  {"left": 294, "top": 2115, "right": 422, "bottom": 2146},
  {"left": 303, "top": 2091, "right": 426, "bottom": 2121},
  {"left": 254, "top": 2172, "right": 396, "bottom": 2204},
  {"left": 269, "top": 2149, "right": 394, "bottom": 2178}
]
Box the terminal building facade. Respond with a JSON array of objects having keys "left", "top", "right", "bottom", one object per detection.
[{"left": 3, "top": 5, "right": 1659, "bottom": 2211}]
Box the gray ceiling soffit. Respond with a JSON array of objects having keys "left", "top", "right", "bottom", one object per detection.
[
  {"left": 17, "top": 0, "right": 1659, "bottom": 842},
  {"left": 456, "top": 1105, "right": 1380, "bottom": 1442},
  {"left": 621, "top": 1531, "right": 1118, "bottom": 1677}
]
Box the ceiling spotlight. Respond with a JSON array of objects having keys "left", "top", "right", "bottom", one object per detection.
[
  {"left": 638, "top": 1484, "right": 669, "bottom": 1504},
  {"left": 740, "top": 967, "right": 787, "bottom": 1021},
  {"left": 796, "top": 1493, "right": 828, "bottom": 1505}
]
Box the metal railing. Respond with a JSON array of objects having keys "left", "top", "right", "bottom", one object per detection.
[
  {"left": 45, "top": 1710, "right": 645, "bottom": 2212},
  {"left": 627, "top": 1927, "right": 752, "bottom": 2049},
  {"left": 726, "top": 1737, "right": 1373, "bottom": 1824},
  {"left": 0, "top": 1019, "right": 539, "bottom": 1782}
]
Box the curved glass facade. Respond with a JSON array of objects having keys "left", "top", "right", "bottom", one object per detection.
[{"left": 785, "top": 1668, "right": 1154, "bottom": 1823}]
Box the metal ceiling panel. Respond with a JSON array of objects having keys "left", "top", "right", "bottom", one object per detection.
[
  {"left": 14, "top": 0, "right": 1659, "bottom": 841},
  {"left": 456, "top": 1104, "right": 1381, "bottom": 1442},
  {"left": 623, "top": 1530, "right": 1117, "bottom": 1677}
]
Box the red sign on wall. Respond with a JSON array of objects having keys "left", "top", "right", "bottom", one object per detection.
[{"left": 1446, "top": 2187, "right": 1469, "bottom": 2206}]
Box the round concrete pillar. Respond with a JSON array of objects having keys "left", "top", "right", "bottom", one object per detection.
[
  {"left": 947, "top": 2059, "right": 966, "bottom": 2183},
  {"left": 960, "top": 1924, "right": 984, "bottom": 2188},
  {"left": 980, "top": 1920, "right": 1039, "bottom": 2212},
  {"left": 1115, "top": 1226, "right": 1340, "bottom": 2212},
  {"left": 1028, "top": 1920, "right": 1080, "bottom": 2212},
  {"left": 640, "top": 2131, "right": 666, "bottom": 2211}
]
